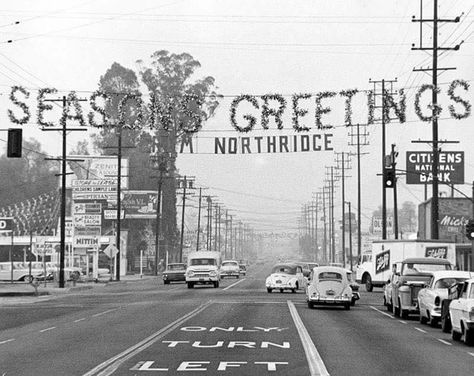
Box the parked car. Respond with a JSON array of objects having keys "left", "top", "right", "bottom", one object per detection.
[
  {"left": 162, "top": 263, "right": 187, "bottom": 284},
  {"left": 266, "top": 263, "right": 306, "bottom": 293},
  {"left": 307, "top": 266, "right": 353, "bottom": 310},
  {"left": 346, "top": 269, "right": 360, "bottom": 306},
  {"left": 418, "top": 270, "right": 473, "bottom": 327},
  {"left": 449, "top": 278, "right": 474, "bottom": 345},
  {"left": 0, "top": 262, "right": 40, "bottom": 282},
  {"left": 440, "top": 281, "right": 465, "bottom": 333},
  {"left": 391, "top": 258, "right": 452, "bottom": 319},
  {"left": 239, "top": 264, "right": 247, "bottom": 276},
  {"left": 220, "top": 260, "right": 240, "bottom": 279}
]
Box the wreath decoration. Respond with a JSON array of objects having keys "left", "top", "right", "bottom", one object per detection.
[
  {"left": 8, "top": 85, "right": 30, "bottom": 125},
  {"left": 447, "top": 79, "right": 471, "bottom": 120},
  {"left": 37, "top": 88, "right": 58, "bottom": 127},
  {"left": 88, "top": 90, "right": 109, "bottom": 128},
  {"left": 261, "top": 94, "right": 286, "bottom": 130},
  {"left": 315, "top": 91, "right": 336, "bottom": 129},
  {"left": 60, "top": 91, "right": 86, "bottom": 127},
  {"left": 414, "top": 84, "right": 441, "bottom": 122},
  {"left": 291, "top": 93, "right": 311, "bottom": 132},
  {"left": 230, "top": 94, "right": 259, "bottom": 133},
  {"left": 340, "top": 89, "right": 358, "bottom": 127}
]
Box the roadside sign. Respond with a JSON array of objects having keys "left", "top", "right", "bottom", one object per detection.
[
  {"left": 73, "top": 214, "right": 102, "bottom": 227},
  {"left": 0, "top": 218, "right": 13, "bottom": 232},
  {"left": 104, "top": 209, "right": 125, "bottom": 220},
  {"left": 73, "top": 236, "right": 100, "bottom": 248},
  {"left": 74, "top": 203, "right": 102, "bottom": 214},
  {"left": 103, "top": 244, "right": 119, "bottom": 258},
  {"left": 406, "top": 151, "right": 464, "bottom": 184}
]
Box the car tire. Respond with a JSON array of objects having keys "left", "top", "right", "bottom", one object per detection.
[
  {"left": 463, "top": 328, "right": 474, "bottom": 345},
  {"left": 291, "top": 288, "right": 296, "bottom": 293},
  {"left": 452, "top": 329, "right": 462, "bottom": 341},
  {"left": 187, "top": 282, "right": 194, "bottom": 289},
  {"left": 441, "top": 315, "right": 451, "bottom": 333},
  {"left": 351, "top": 298, "right": 356, "bottom": 306},
  {"left": 387, "top": 300, "right": 392, "bottom": 312},
  {"left": 365, "top": 275, "right": 373, "bottom": 292},
  {"left": 401, "top": 309, "right": 409, "bottom": 319},
  {"left": 429, "top": 317, "right": 439, "bottom": 328},
  {"left": 267, "top": 288, "right": 272, "bottom": 293},
  {"left": 164, "top": 280, "right": 170, "bottom": 285},
  {"left": 280, "top": 289, "right": 284, "bottom": 293},
  {"left": 393, "top": 301, "right": 400, "bottom": 317},
  {"left": 419, "top": 312, "right": 428, "bottom": 324},
  {"left": 23, "top": 275, "right": 34, "bottom": 283},
  {"left": 213, "top": 281, "right": 219, "bottom": 288},
  {"left": 307, "top": 301, "right": 314, "bottom": 309},
  {"left": 344, "top": 303, "right": 351, "bottom": 310}
]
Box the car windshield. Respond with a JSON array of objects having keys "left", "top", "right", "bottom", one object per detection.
[
  {"left": 168, "top": 264, "right": 186, "bottom": 271},
  {"left": 239, "top": 265, "right": 246, "bottom": 270},
  {"left": 434, "top": 277, "right": 468, "bottom": 289},
  {"left": 319, "top": 272, "right": 342, "bottom": 281},
  {"left": 222, "top": 262, "right": 238, "bottom": 267},
  {"left": 346, "top": 272, "right": 353, "bottom": 282},
  {"left": 271, "top": 265, "right": 296, "bottom": 275},
  {"left": 402, "top": 263, "right": 451, "bottom": 275},
  {"left": 190, "top": 258, "right": 216, "bottom": 266}
]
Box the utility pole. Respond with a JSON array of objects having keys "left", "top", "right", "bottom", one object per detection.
[
  {"left": 179, "top": 176, "right": 187, "bottom": 263},
  {"left": 369, "top": 78, "right": 397, "bottom": 240},
  {"left": 348, "top": 123, "right": 369, "bottom": 261},
  {"left": 43, "top": 95, "right": 86, "bottom": 288},
  {"left": 346, "top": 201, "right": 353, "bottom": 271},
  {"left": 412, "top": 0, "right": 461, "bottom": 239},
  {"left": 196, "top": 188, "right": 202, "bottom": 252},
  {"left": 391, "top": 144, "right": 399, "bottom": 239},
  {"left": 224, "top": 210, "right": 228, "bottom": 258},
  {"left": 336, "top": 152, "right": 352, "bottom": 266},
  {"left": 151, "top": 154, "right": 168, "bottom": 275}
]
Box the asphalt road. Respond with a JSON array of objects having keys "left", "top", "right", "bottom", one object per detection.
[{"left": 0, "top": 264, "right": 473, "bottom": 376}]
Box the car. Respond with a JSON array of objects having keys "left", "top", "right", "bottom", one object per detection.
[
  {"left": 346, "top": 269, "right": 360, "bottom": 306},
  {"left": 418, "top": 270, "right": 473, "bottom": 327},
  {"left": 265, "top": 263, "right": 306, "bottom": 293},
  {"left": 290, "top": 261, "right": 311, "bottom": 278},
  {"left": 220, "top": 260, "right": 240, "bottom": 279},
  {"left": 307, "top": 266, "right": 353, "bottom": 310},
  {"left": 0, "top": 261, "right": 41, "bottom": 282},
  {"left": 239, "top": 264, "right": 247, "bottom": 276},
  {"left": 391, "top": 257, "right": 453, "bottom": 319},
  {"left": 162, "top": 263, "right": 187, "bottom": 284},
  {"left": 449, "top": 278, "right": 474, "bottom": 345}
]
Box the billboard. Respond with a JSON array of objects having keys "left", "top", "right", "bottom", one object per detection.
[
  {"left": 406, "top": 151, "right": 464, "bottom": 184},
  {"left": 121, "top": 191, "right": 158, "bottom": 219}
]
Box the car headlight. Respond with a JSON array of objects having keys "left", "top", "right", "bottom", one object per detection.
[
  {"left": 209, "top": 271, "right": 217, "bottom": 277},
  {"left": 163, "top": 274, "right": 168, "bottom": 279},
  {"left": 187, "top": 271, "right": 195, "bottom": 277}
]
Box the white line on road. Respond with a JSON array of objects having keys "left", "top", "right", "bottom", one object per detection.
[
  {"left": 370, "top": 306, "right": 394, "bottom": 319},
  {"left": 0, "top": 338, "right": 15, "bottom": 345},
  {"left": 468, "top": 352, "right": 474, "bottom": 357},
  {"left": 287, "top": 300, "right": 330, "bottom": 376},
  {"left": 39, "top": 327, "right": 56, "bottom": 333},
  {"left": 92, "top": 309, "right": 119, "bottom": 317},
  {"left": 414, "top": 327, "right": 427, "bottom": 333},
  {"left": 437, "top": 339, "right": 452, "bottom": 346},
  {"left": 83, "top": 301, "right": 213, "bottom": 376},
  {"left": 222, "top": 278, "right": 246, "bottom": 291},
  {"left": 74, "top": 318, "right": 86, "bottom": 322},
  {"left": 399, "top": 321, "right": 407, "bottom": 324}
]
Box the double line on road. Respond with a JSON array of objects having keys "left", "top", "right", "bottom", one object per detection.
[{"left": 83, "top": 301, "right": 212, "bottom": 376}]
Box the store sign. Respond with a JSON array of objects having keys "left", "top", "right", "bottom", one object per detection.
[
  {"left": 74, "top": 202, "right": 102, "bottom": 214},
  {"left": 375, "top": 250, "right": 390, "bottom": 274},
  {"left": 72, "top": 179, "right": 118, "bottom": 200},
  {"left": 104, "top": 209, "right": 125, "bottom": 220},
  {"left": 425, "top": 246, "right": 448, "bottom": 259},
  {"left": 73, "top": 236, "right": 100, "bottom": 247},
  {"left": 0, "top": 218, "right": 13, "bottom": 232},
  {"left": 439, "top": 215, "right": 469, "bottom": 233},
  {"left": 122, "top": 191, "right": 157, "bottom": 219},
  {"left": 371, "top": 216, "right": 393, "bottom": 234},
  {"left": 406, "top": 151, "right": 464, "bottom": 184},
  {"left": 73, "top": 214, "right": 101, "bottom": 227}
]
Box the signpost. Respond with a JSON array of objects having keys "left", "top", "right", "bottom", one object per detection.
[{"left": 0, "top": 218, "right": 14, "bottom": 283}]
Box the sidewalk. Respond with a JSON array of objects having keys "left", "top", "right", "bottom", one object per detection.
[{"left": 0, "top": 274, "right": 157, "bottom": 297}]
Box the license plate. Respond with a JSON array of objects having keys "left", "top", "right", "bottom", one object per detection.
[{"left": 199, "top": 278, "right": 204, "bottom": 281}]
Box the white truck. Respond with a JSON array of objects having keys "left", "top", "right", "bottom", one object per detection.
[
  {"left": 185, "top": 251, "right": 221, "bottom": 288},
  {"left": 356, "top": 240, "right": 456, "bottom": 292}
]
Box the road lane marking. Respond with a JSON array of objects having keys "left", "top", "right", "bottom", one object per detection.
[
  {"left": 83, "top": 301, "right": 213, "bottom": 376},
  {"left": 39, "top": 327, "right": 56, "bottom": 333},
  {"left": 437, "top": 339, "right": 452, "bottom": 346},
  {"left": 74, "top": 318, "right": 86, "bottom": 322},
  {"left": 287, "top": 300, "right": 329, "bottom": 376},
  {"left": 468, "top": 352, "right": 474, "bottom": 357},
  {"left": 92, "top": 308, "right": 119, "bottom": 317},
  {"left": 399, "top": 321, "right": 407, "bottom": 324},
  {"left": 0, "top": 338, "right": 15, "bottom": 345},
  {"left": 222, "top": 278, "right": 246, "bottom": 291},
  {"left": 370, "top": 306, "right": 394, "bottom": 319},
  {"left": 414, "top": 327, "right": 427, "bottom": 333}
]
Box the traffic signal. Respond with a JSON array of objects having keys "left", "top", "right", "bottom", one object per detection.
[
  {"left": 7, "top": 128, "right": 22, "bottom": 158},
  {"left": 384, "top": 168, "right": 396, "bottom": 188},
  {"left": 466, "top": 219, "right": 474, "bottom": 240}
]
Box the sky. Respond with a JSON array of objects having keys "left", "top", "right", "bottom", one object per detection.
[{"left": 0, "top": 0, "right": 473, "bottom": 237}]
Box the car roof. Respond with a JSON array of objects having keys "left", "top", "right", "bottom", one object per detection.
[
  {"left": 402, "top": 257, "right": 451, "bottom": 264},
  {"left": 312, "top": 266, "right": 347, "bottom": 273},
  {"left": 273, "top": 263, "right": 300, "bottom": 268},
  {"left": 429, "top": 270, "right": 473, "bottom": 280}
]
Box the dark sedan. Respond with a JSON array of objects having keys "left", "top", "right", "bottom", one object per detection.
[{"left": 162, "top": 263, "right": 187, "bottom": 284}]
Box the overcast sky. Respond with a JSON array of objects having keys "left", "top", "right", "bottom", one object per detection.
[{"left": 0, "top": 0, "right": 473, "bottom": 235}]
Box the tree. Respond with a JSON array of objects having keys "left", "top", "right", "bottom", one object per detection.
[
  {"left": 137, "top": 50, "right": 221, "bottom": 262},
  {"left": 399, "top": 201, "right": 417, "bottom": 233},
  {"left": 0, "top": 138, "right": 58, "bottom": 207}
]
